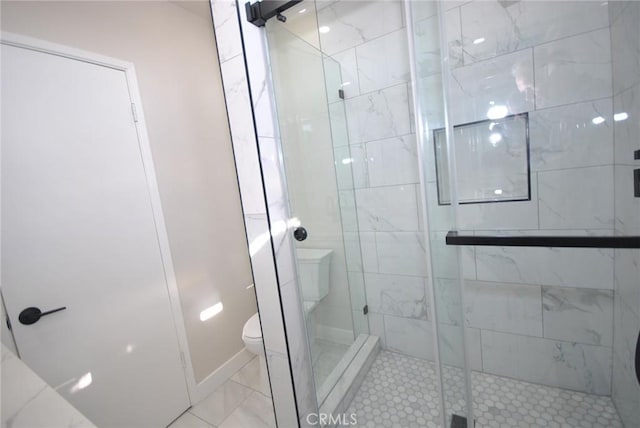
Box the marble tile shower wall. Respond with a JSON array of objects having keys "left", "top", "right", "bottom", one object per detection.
[
  {"left": 317, "top": 1, "right": 431, "bottom": 361},
  {"left": 323, "top": 0, "right": 623, "bottom": 397},
  {"left": 609, "top": 1, "right": 640, "bottom": 426},
  {"left": 428, "top": 0, "right": 619, "bottom": 397}
]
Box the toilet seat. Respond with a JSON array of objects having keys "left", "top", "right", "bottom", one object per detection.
[{"left": 242, "top": 312, "right": 262, "bottom": 339}]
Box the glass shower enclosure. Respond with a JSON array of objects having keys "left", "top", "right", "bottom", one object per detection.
[
  {"left": 253, "top": 0, "right": 640, "bottom": 426},
  {"left": 265, "top": 7, "right": 369, "bottom": 407}
]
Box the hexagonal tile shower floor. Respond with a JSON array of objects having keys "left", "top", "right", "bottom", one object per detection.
[{"left": 345, "top": 351, "right": 622, "bottom": 428}]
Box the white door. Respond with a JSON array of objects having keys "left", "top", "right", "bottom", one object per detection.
[{"left": 1, "top": 43, "right": 190, "bottom": 427}]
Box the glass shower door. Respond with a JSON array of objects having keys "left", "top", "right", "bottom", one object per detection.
[
  {"left": 265, "top": 18, "right": 368, "bottom": 407},
  {"left": 410, "top": 1, "right": 640, "bottom": 427}
]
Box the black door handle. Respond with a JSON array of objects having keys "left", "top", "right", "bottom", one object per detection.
[
  {"left": 293, "top": 227, "right": 308, "bottom": 242},
  {"left": 18, "top": 306, "right": 66, "bottom": 325}
]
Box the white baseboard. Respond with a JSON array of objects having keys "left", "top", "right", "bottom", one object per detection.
[
  {"left": 189, "top": 347, "right": 254, "bottom": 404},
  {"left": 315, "top": 324, "right": 354, "bottom": 346}
]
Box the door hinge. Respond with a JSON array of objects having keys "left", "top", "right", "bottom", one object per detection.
[
  {"left": 179, "top": 351, "right": 187, "bottom": 369},
  {"left": 131, "top": 103, "right": 139, "bottom": 123},
  {"left": 363, "top": 304, "right": 368, "bottom": 315},
  {"left": 5, "top": 316, "right": 11, "bottom": 331},
  {"left": 338, "top": 89, "right": 345, "bottom": 99}
]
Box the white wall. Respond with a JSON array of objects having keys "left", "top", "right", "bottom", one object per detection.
[{"left": 1, "top": 0, "right": 256, "bottom": 383}]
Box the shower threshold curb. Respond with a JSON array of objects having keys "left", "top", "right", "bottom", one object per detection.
[{"left": 317, "top": 334, "right": 380, "bottom": 428}]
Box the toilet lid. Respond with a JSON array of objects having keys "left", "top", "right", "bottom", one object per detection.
[{"left": 243, "top": 313, "right": 262, "bottom": 339}]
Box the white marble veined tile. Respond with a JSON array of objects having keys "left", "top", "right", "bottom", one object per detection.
[
  {"left": 365, "top": 134, "right": 419, "bottom": 187},
  {"left": 338, "top": 190, "right": 358, "bottom": 233},
  {"left": 264, "top": 350, "right": 300, "bottom": 427},
  {"left": 615, "top": 165, "right": 640, "bottom": 235},
  {"left": 231, "top": 357, "right": 272, "bottom": 397},
  {"left": 2, "top": 347, "right": 49, "bottom": 423},
  {"left": 330, "top": 48, "right": 360, "bottom": 99},
  {"left": 614, "top": 249, "right": 640, "bottom": 320},
  {"left": 423, "top": 181, "right": 455, "bottom": 233},
  {"left": 415, "top": 74, "right": 446, "bottom": 131},
  {"left": 613, "top": 84, "right": 640, "bottom": 166},
  {"left": 384, "top": 315, "right": 435, "bottom": 360},
  {"left": 438, "top": 324, "right": 482, "bottom": 370},
  {"left": 449, "top": 49, "right": 534, "bottom": 125},
  {"left": 218, "top": 392, "right": 276, "bottom": 428},
  {"left": 434, "top": 278, "right": 463, "bottom": 326},
  {"left": 411, "top": 0, "right": 437, "bottom": 22},
  {"left": 211, "top": 0, "right": 243, "bottom": 63},
  {"left": 411, "top": 6, "right": 464, "bottom": 77},
  {"left": 376, "top": 231, "right": 428, "bottom": 276},
  {"left": 457, "top": 177, "right": 539, "bottom": 231},
  {"left": 542, "top": 286, "right": 613, "bottom": 347},
  {"left": 356, "top": 29, "right": 411, "bottom": 94},
  {"left": 169, "top": 412, "right": 213, "bottom": 428},
  {"left": 611, "top": 1, "right": 640, "bottom": 94},
  {"left": 238, "top": 2, "right": 276, "bottom": 139},
  {"left": 349, "top": 144, "right": 369, "bottom": 188},
  {"left": 364, "top": 273, "right": 428, "bottom": 320},
  {"left": 609, "top": 0, "right": 632, "bottom": 25},
  {"left": 367, "top": 312, "right": 386, "bottom": 347},
  {"left": 348, "top": 271, "right": 367, "bottom": 312},
  {"left": 344, "top": 231, "right": 364, "bottom": 273},
  {"left": 345, "top": 84, "right": 411, "bottom": 144},
  {"left": 220, "top": 57, "right": 266, "bottom": 216},
  {"left": 430, "top": 231, "right": 475, "bottom": 280},
  {"left": 189, "top": 380, "right": 253, "bottom": 426},
  {"left": 534, "top": 28, "right": 612, "bottom": 109},
  {"left": 538, "top": 166, "right": 614, "bottom": 230},
  {"left": 329, "top": 101, "right": 350, "bottom": 148},
  {"left": 355, "top": 185, "right": 419, "bottom": 232},
  {"left": 316, "top": 1, "right": 405, "bottom": 56},
  {"left": 465, "top": 280, "right": 543, "bottom": 337},
  {"left": 6, "top": 386, "right": 96, "bottom": 428},
  {"left": 481, "top": 330, "right": 612, "bottom": 395},
  {"left": 475, "top": 244, "right": 614, "bottom": 290},
  {"left": 530, "top": 98, "right": 613, "bottom": 172},
  {"left": 359, "top": 232, "right": 378, "bottom": 273},
  {"left": 460, "top": 1, "right": 608, "bottom": 64},
  {"left": 352, "top": 310, "right": 369, "bottom": 336},
  {"left": 333, "top": 145, "right": 355, "bottom": 190}
]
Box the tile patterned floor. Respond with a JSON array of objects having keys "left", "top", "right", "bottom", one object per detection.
[
  {"left": 346, "top": 351, "right": 623, "bottom": 428},
  {"left": 168, "top": 356, "right": 274, "bottom": 428}
]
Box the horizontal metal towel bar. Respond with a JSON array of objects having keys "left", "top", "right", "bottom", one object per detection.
[{"left": 445, "top": 231, "right": 640, "bottom": 249}]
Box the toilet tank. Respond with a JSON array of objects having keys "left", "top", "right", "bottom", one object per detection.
[{"left": 296, "top": 248, "right": 332, "bottom": 301}]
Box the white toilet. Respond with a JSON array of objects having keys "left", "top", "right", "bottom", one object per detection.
[
  {"left": 241, "top": 248, "right": 332, "bottom": 357},
  {"left": 242, "top": 312, "right": 264, "bottom": 356}
]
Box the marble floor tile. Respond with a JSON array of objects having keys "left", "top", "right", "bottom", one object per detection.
[
  {"left": 168, "top": 412, "right": 215, "bottom": 428},
  {"left": 189, "top": 380, "right": 253, "bottom": 426},
  {"left": 346, "top": 350, "right": 622, "bottom": 428},
  {"left": 231, "top": 356, "right": 272, "bottom": 397},
  {"left": 218, "top": 391, "right": 276, "bottom": 428}
]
